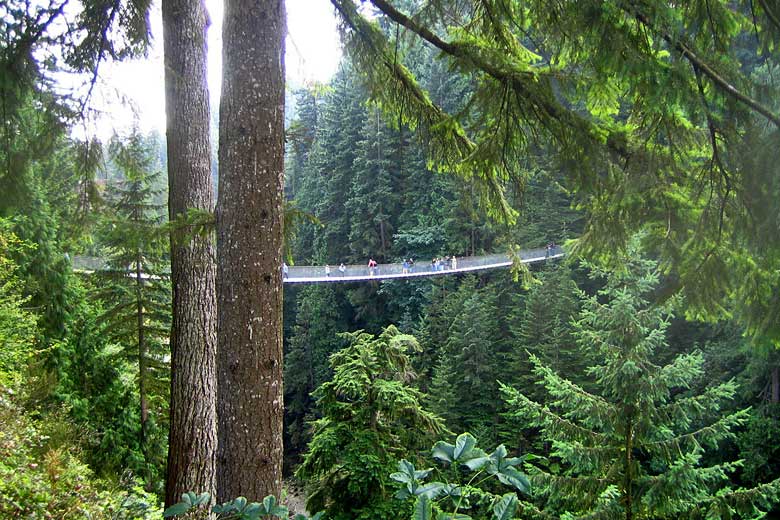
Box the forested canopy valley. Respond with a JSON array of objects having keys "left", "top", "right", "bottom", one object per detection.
[{"left": 2, "top": 0, "right": 780, "bottom": 518}]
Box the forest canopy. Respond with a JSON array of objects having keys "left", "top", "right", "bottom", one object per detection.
[{"left": 1, "top": 0, "right": 780, "bottom": 518}]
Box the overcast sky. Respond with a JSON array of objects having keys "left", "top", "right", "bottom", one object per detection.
[{"left": 90, "top": 0, "right": 342, "bottom": 137}]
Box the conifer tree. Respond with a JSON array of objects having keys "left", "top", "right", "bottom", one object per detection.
[
  {"left": 296, "top": 325, "right": 446, "bottom": 519},
  {"left": 284, "top": 284, "right": 349, "bottom": 461},
  {"left": 215, "top": 0, "right": 286, "bottom": 501},
  {"left": 447, "top": 290, "right": 505, "bottom": 438},
  {"left": 161, "top": 0, "right": 217, "bottom": 504},
  {"left": 347, "top": 105, "right": 401, "bottom": 261},
  {"left": 309, "top": 64, "right": 367, "bottom": 264},
  {"left": 426, "top": 352, "right": 459, "bottom": 426},
  {"left": 502, "top": 252, "right": 780, "bottom": 519},
  {"left": 509, "top": 264, "right": 585, "bottom": 398},
  {"left": 96, "top": 133, "right": 171, "bottom": 489}
]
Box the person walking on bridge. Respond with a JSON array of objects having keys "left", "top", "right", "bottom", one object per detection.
[
  {"left": 339, "top": 263, "right": 346, "bottom": 276},
  {"left": 368, "top": 258, "right": 377, "bottom": 276}
]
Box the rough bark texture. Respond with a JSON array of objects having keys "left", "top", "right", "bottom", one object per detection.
[
  {"left": 162, "top": 0, "right": 218, "bottom": 506},
  {"left": 216, "top": 0, "right": 286, "bottom": 502}
]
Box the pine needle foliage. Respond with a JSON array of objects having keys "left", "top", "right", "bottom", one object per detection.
[
  {"left": 296, "top": 325, "right": 446, "bottom": 520},
  {"left": 94, "top": 132, "right": 170, "bottom": 491},
  {"left": 501, "top": 252, "right": 780, "bottom": 519}
]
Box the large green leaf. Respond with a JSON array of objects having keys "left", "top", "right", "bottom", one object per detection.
[
  {"left": 416, "top": 482, "right": 447, "bottom": 499},
  {"left": 492, "top": 494, "right": 518, "bottom": 520},
  {"left": 495, "top": 466, "right": 530, "bottom": 493},
  {"left": 454, "top": 433, "right": 477, "bottom": 460},
  {"left": 392, "top": 459, "right": 433, "bottom": 483},
  {"left": 413, "top": 495, "right": 433, "bottom": 520},
  {"left": 162, "top": 503, "right": 191, "bottom": 517},
  {"left": 432, "top": 440, "right": 455, "bottom": 463},
  {"left": 432, "top": 433, "right": 486, "bottom": 466}
]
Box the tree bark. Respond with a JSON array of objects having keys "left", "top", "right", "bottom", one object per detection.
[
  {"left": 162, "top": 0, "right": 218, "bottom": 506},
  {"left": 216, "top": 0, "right": 286, "bottom": 502}
]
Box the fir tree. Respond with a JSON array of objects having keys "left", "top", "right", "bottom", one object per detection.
[
  {"left": 347, "top": 105, "right": 401, "bottom": 261},
  {"left": 96, "top": 133, "right": 171, "bottom": 490},
  {"left": 296, "top": 325, "right": 446, "bottom": 520},
  {"left": 508, "top": 264, "right": 585, "bottom": 399},
  {"left": 502, "top": 253, "right": 780, "bottom": 519},
  {"left": 284, "top": 284, "right": 350, "bottom": 462}
]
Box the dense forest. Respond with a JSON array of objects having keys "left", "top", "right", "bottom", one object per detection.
[{"left": 2, "top": 0, "right": 780, "bottom": 519}]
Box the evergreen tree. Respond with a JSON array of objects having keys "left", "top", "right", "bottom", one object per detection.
[
  {"left": 347, "top": 105, "right": 401, "bottom": 261},
  {"left": 284, "top": 284, "right": 350, "bottom": 463},
  {"left": 447, "top": 289, "right": 505, "bottom": 440},
  {"left": 309, "top": 64, "right": 367, "bottom": 264},
  {"left": 296, "top": 326, "right": 446, "bottom": 519},
  {"left": 96, "top": 133, "right": 171, "bottom": 490},
  {"left": 502, "top": 253, "right": 780, "bottom": 519},
  {"left": 215, "top": 0, "right": 286, "bottom": 501},
  {"left": 509, "top": 264, "right": 584, "bottom": 397},
  {"left": 162, "top": 0, "right": 218, "bottom": 504}
]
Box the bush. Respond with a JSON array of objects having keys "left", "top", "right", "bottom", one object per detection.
[{"left": 0, "top": 386, "right": 161, "bottom": 519}]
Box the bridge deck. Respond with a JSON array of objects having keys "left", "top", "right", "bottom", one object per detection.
[
  {"left": 71, "top": 247, "right": 564, "bottom": 283},
  {"left": 284, "top": 247, "right": 563, "bottom": 283}
]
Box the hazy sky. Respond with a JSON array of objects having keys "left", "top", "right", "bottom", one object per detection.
[{"left": 91, "top": 0, "right": 342, "bottom": 136}]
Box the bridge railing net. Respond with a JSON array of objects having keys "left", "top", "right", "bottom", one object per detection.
[{"left": 285, "top": 247, "right": 558, "bottom": 279}]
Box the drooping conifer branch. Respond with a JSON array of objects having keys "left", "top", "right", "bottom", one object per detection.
[
  {"left": 366, "top": 0, "right": 637, "bottom": 161},
  {"left": 330, "top": 0, "right": 517, "bottom": 223},
  {"left": 622, "top": 3, "right": 780, "bottom": 128}
]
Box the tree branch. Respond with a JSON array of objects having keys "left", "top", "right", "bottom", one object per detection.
[
  {"left": 627, "top": 5, "right": 780, "bottom": 128},
  {"left": 367, "top": 0, "right": 634, "bottom": 161},
  {"left": 758, "top": 0, "right": 780, "bottom": 33}
]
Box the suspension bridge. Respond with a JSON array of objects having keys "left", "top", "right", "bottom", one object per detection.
[{"left": 71, "top": 246, "right": 564, "bottom": 283}]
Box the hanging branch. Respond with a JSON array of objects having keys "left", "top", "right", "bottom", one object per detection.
[
  {"left": 365, "top": 0, "right": 636, "bottom": 162},
  {"left": 624, "top": 5, "right": 780, "bottom": 129}
]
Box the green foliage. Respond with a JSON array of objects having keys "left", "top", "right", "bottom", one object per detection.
[
  {"left": 93, "top": 131, "right": 171, "bottom": 492},
  {"left": 284, "top": 284, "right": 350, "bottom": 461},
  {"left": 0, "top": 221, "right": 37, "bottom": 386},
  {"left": 392, "top": 433, "right": 531, "bottom": 520},
  {"left": 296, "top": 325, "right": 446, "bottom": 519},
  {"left": 163, "top": 492, "right": 323, "bottom": 520},
  {"left": 0, "top": 384, "right": 161, "bottom": 519},
  {"left": 738, "top": 405, "right": 780, "bottom": 486},
  {"left": 501, "top": 250, "right": 780, "bottom": 519},
  {"left": 332, "top": 0, "right": 780, "bottom": 350},
  {"left": 423, "top": 277, "right": 513, "bottom": 445}
]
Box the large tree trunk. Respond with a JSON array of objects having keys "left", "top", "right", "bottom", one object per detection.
[
  {"left": 216, "top": 0, "right": 286, "bottom": 502},
  {"left": 162, "top": 0, "right": 218, "bottom": 506}
]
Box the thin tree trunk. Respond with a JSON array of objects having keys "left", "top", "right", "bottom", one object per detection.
[
  {"left": 624, "top": 411, "right": 633, "bottom": 520},
  {"left": 162, "top": 0, "right": 218, "bottom": 506},
  {"left": 136, "top": 256, "right": 150, "bottom": 487},
  {"left": 379, "top": 217, "right": 387, "bottom": 258},
  {"left": 772, "top": 366, "right": 779, "bottom": 404},
  {"left": 216, "top": 0, "right": 286, "bottom": 502}
]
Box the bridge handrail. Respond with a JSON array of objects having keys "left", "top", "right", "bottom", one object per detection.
[
  {"left": 285, "top": 246, "right": 561, "bottom": 280},
  {"left": 72, "top": 246, "right": 565, "bottom": 282}
]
